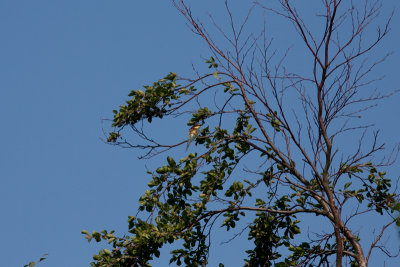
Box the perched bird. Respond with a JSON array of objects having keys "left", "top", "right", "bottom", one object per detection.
[{"left": 186, "top": 123, "right": 200, "bottom": 152}]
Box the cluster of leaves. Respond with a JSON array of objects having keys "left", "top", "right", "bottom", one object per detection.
[
  {"left": 83, "top": 152, "right": 211, "bottom": 266},
  {"left": 107, "top": 72, "right": 197, "bottom": 143},
  {"left": 244, "top": 198, "right": 301, "bottom": 267},
  {"left": 339, "top": 163, "right": 400, "bottom": 216},
  {"left": 23, "top": 254, "right": 47, "bottom": 267}
]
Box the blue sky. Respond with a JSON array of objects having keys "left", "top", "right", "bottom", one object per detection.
[{"left": 0, "top": 1, "right": 399, "bottom": 266}]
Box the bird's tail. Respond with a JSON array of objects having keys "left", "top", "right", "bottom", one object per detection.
[{"left": 185, "top": 139, "right": 191, "bottom": 152}]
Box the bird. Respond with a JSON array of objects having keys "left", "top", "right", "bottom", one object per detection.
[{"left": 186, "top": 123, "right": 200, "bottom": 152}]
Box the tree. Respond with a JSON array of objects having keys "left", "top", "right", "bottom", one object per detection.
[{"left": 83, "top": 1, "right": 400, "bottom": 266}]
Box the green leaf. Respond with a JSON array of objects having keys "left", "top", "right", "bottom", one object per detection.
[
  {"left": 344, "top": 182, "right": 352, "bottom": 189},
  {"left": 167, "top": 156, "right": 176, "bottom": 167}
]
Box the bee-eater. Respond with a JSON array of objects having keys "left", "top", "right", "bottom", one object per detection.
[{"left": 186, "top": 123, "right": 200, "bottom": 152}]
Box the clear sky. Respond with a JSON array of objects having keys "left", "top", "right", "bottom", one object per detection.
[{"left": 0, "top": 1, "right": 399, "bottom": 266}]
